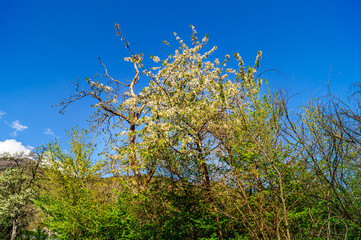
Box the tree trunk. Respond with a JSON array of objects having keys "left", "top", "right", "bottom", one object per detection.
[
  {"left": 11, "top": 214, "right": 18, "bottom": 240},
  {"left": 197, "top": 139, "right": 223, "bottom": 239}
]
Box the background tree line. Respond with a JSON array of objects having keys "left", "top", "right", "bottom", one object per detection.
[{"left": 1, "top": 25, "right": 361, "bottom": 239}]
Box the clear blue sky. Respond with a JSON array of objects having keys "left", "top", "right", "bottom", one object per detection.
[{"left": 1, "top": 0, "right": 360, "bottom": 153}]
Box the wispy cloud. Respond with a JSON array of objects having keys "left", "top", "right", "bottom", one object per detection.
[
  {"left": 44, "top": 128, "right": 54, "bottom": 136},
  {"left": 0, "top": 111, "right": 6, "bottom": 119},
  {"left": 10, "top": 120, "right": 28, "bottom": 137},
  {"left": 0, "top": 139, "right": 32, "bottom": 155}
]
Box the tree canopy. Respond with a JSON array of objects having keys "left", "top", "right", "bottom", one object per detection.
[{"left": 2, "top": 25, "right": 361, "bottom": 239}]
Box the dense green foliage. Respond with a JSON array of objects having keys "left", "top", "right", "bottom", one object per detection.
[{"left": 2, "top": 26, "right": 361, "bottom": 239}]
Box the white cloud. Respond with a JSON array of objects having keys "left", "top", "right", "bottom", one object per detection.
[
  {"left": 44, "top": 128, "right": 54, "bottom": 136},
  {"left": 10, "top": 120, "right": 28, "bottom": 137},
  {"left": 0, "top": 111, "right": 5, "bottom": 119},
  {"left": 11, "top": 120, "right": 28, "bottom": 131},
  {"left": 0, "top": 139, "right": 32, "bottom": 155}
]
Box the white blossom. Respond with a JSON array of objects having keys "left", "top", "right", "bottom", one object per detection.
[{"left": 152, "top": 56, "right": 160, "bottom": 63}]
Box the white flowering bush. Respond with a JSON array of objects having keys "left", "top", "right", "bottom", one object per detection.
[
  {"left": 0, "top": 153, "right": 41, "bottom": 240},
  {"left": 139, "top": 26, "right": 264, "bottom": 186},
  {"left": 58, "top": 25, "right": 264, "bottom": 189},
  {"left": 0, "top": 168, "right": 34, "bottom": 218}
]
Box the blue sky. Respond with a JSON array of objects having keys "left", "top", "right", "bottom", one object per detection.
[{"left": 1, "top": 0, "right": 360, "bottom": 153}]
